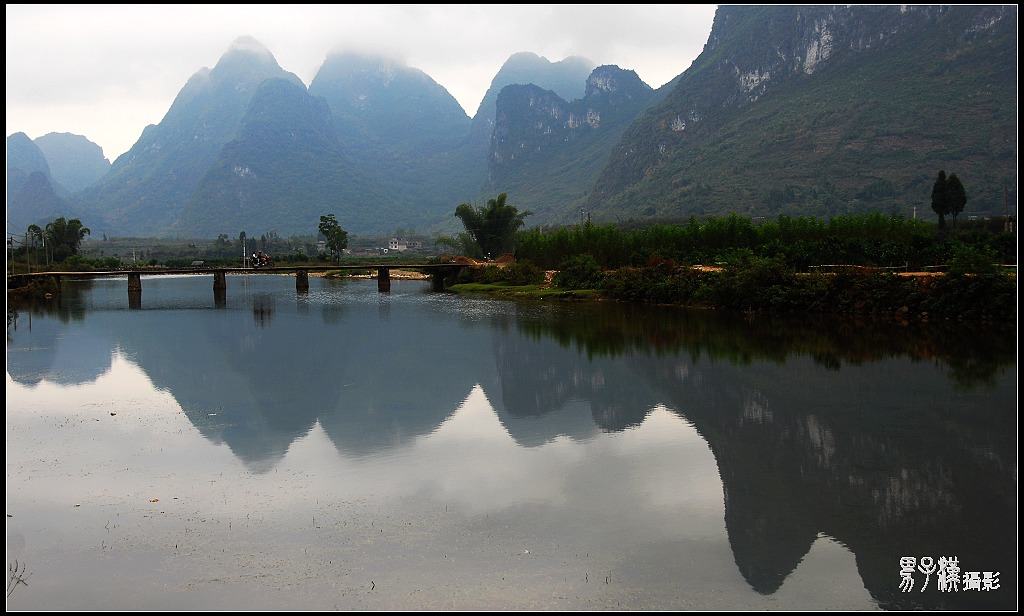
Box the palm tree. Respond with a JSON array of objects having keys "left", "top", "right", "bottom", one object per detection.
[
  {"left": 44, "top": 217, "right": 91, "bottom": 263},
  {"left": 453, "top": 193, "right": 532, "bottom": 259}
]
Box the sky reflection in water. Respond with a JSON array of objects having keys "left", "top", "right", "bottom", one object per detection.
[{"left": 6, "top": 274, "right": 1015, "bottom": 610}]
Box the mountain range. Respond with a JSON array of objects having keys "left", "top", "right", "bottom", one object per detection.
[{"left": 6, "top": 5, "right": 1017, "bottom": 240}]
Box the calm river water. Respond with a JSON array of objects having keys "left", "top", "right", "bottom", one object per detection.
[{"left": 5, "top": 273, "right": 1017, "bottom": 611}]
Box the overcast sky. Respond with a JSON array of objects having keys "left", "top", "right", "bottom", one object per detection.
[{"left": 6, "top": 4, "right": 718, "bottom": 162}]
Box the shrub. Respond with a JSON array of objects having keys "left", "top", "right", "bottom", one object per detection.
[
  {"left": 454, "top": 260, "right": 545, "bottom": 286},
  {"left": 553, "top": 254, "right": 606, "bottom": 290},
  {"left": 946, "top": 244, "right": 1000, "bottom": 276},
  {"left": 500, "top": 260, "right": 546, "bottom": 286}
]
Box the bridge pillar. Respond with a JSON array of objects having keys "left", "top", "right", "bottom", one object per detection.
[
  {"left": 127, "top": 273, "right": 142, "bottom": 309},
  {"left": 431, "top": 265, "right": 459, "bottom": 291},
  {"left": 296, "top": 269, "right": 309, "bottom": 293},
  {"left": 377, "top": 267, "right": 391, "bottom": 292},
  {"left": 213, "top": 271, "right": 227, "bottom": 291}
]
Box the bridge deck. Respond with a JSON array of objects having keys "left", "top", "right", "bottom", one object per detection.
[
  {"left": 7, "top": 263, "right": 470, "bottom": 298},
  {"left": 10, "top": 263, "right": 466, "bottom": 278}
]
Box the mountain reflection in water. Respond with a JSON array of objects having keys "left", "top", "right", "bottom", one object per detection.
[{"left": 6, "top": 274, "right": 1016, "bottom": 611}]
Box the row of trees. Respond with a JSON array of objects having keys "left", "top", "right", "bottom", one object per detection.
[
  {"left": 22, "top": 217, "right": 92, "bottom": 264},
  {"left": 428, "top": 190, "right": 1009, "bottom": 274},
  {"left": 205, "top": 217, "right": 350, "bottom": 264},
  {"left": 438, "top": 184, "right": 1009, "bottom": 274},
  {"left": 513, "top": 212, "right": 1013, "bottom": 272},
  {"left": 216, "top": 216, "right": 351, "bottom": 264},
  {"left": 931, "top": 170, "right": 967, "bottom": 229},
  {"left": 9, "top": 174, "right": 993, "bottom": 273},
  {"left": 442, "top": 194, "right": 1014, "bottom": 322}
]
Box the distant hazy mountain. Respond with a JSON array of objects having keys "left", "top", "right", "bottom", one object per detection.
[
  {"left": 72, "top": 35, "right": 306, "bottom": 236},
  {"left": 172, "top": 77, "right": 397, "bottom": 238},
  {"left": 310, "top": 50, "right": 472, "bottom": 153},
  {"left": 6, "top": 5, "right": 1016, "bottom": 240},
  {"left": 34, "top": 132, "right": 111, "bottom": 192},
  {"left": 486, "top": 65, "right": 657, "bottom": 223},
  {"left": 6, "top": 132, "right": 74, "bottom": 233},
  {"left": 59, "top": 42, "right": 602, "bottom": 238},
  {"left": 7, "top": 132, "right": 54, "bottom": 183},
  {"left": 467, "top": 52, "right": 596, "bottom": 151},
  {"left": 309, "top": 50, "right": 481, "bottom": 235}
]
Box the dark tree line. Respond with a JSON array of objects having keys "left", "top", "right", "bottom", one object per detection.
[{"left": 514, "top": 211, "right": 1013, "bottom": 272}]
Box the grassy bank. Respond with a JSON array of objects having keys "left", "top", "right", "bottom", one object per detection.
[{"left": 447, "top": 257, "right": 1017, "bottom": 322}]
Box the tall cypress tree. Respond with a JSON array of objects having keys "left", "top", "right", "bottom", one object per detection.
[
  {"left": 930, "top": 170, "right": 950, "bottom": 229},
  {"left": 947, "top": 173, "right": 967, "bottom": 227}
]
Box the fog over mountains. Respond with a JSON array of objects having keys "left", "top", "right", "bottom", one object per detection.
[{"left": 6, "top": 5, "right": 1017, "bottom": 240}]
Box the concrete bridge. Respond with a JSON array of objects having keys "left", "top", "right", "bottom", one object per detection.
[{"left": 7, "top": 263, "right": 472, "bottom": 303}]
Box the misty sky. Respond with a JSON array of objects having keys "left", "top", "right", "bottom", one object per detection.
[{"left": 6, "top": 4, "right": 717, "bottom": 162}]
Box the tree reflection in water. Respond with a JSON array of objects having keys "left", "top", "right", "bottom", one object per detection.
[{"left": 6, "top": 276, "right": 1016, "bottom": 610}]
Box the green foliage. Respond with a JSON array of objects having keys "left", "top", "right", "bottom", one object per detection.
[
  {"left": 526, "top": 212, "right": 1017, "bottom": 320},
  {"left": 499, "top": 261, "right": 546, "bottom": 286},
  {"left": 945, "top": 243, "right": 999, "bottom": 277},
  {"left": 44, "top": 217, "right": 91, "bottom": 262},
  {"left": 553, "top": 254, "right": 606, "bottom": 290},
  {"left": 710, "top": 253, "right": 796, "bottom": 312},
  {"left": 602, "top": 264, "right": 707, "bottom": 306},
  {"left": 930, "top": 168, "right": 971, "bottom": 231},
  {"left": 318, "top": 214, "right": 349, "bottom": 260},
  {"left": 454, "top": 193, "right": 532, "bottom": 259},
  {"left": 454, "top": 260, "right": 545, "bottom": 287},
  {"left": 926, "top": 268, "right": 1016, "bottom": 321},
  {"left": 14, "top": 275, "right": 61, "bottom": 301},
  {"left": 595, "top": 257, "right": 1014, "bottom": 321},
  {"left": 930, "top": 171, "right": 969, "bottom": 230},
  {"left": 930, "top": 169, "right": 950, "bottom": 229},
  {"left": 98, "top": 256, "right": 123, "bottom": 269},
  {"left": 59, "top": 255, "right": 96, "bottom": 271},
  {"left": 517, "top": 212, "right": 1003, "bottom": 272},
  {"left": 163, "top": 257, "right": 238, "bottom": 268},
  {"left": 26, "top": 224, "right": 44, "bottom": 250},
  {"left": 947, "top": 173, "right": 967, "bottom": 227},
  {"left": 434, "top": 233, "right": 480, "bottom": 259}
]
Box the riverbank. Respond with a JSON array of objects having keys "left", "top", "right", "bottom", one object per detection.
[{"left": 447, "top": 262, "right": 1017, "bottom": 323}]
